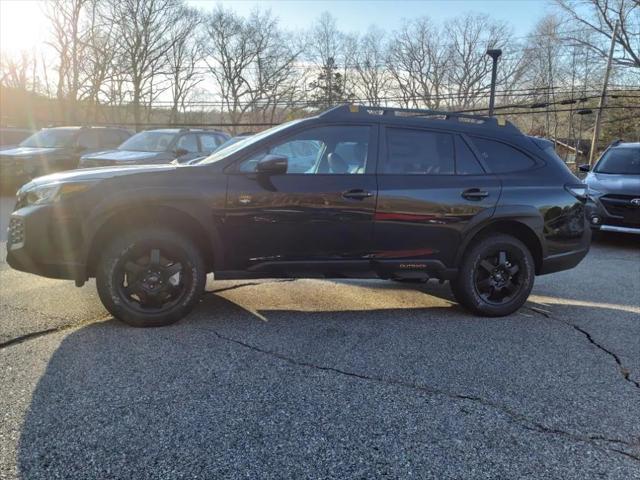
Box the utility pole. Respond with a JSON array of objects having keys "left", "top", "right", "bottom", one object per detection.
[
  {"left": 589, "top": 20, "right": 619, "bottom": 166},
  {"left": 486, "top": 49, "right": 502, "bottom": 116}
]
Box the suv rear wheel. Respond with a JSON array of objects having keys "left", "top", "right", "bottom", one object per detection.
[
  {"left": 96, "top": 228, "right": 206, "bottom": 327},
  {"left": 451, "top": 234, "right": 534, "bottom": 317}
]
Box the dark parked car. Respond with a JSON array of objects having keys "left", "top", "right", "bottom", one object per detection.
[
  {"left": 0, "top": 126, "right": 131, "bottom": 188},
  {"left": 0, "top": 127, "right": 34, "bottom": 150},
  {"left": 7, "top": 105, "right": 590, "bottom": 327},
  {"left": 581, "top": 141, "right": 640, "bottom": 235},
  {"left": 78, "top": 128, "right": 230, "bottom": 167},
  {"left": 184, "top": 133, "right": 255, "bottom": 165}
]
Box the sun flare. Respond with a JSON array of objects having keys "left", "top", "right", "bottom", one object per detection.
[{"left": 0, "top": 0, "right": 48, "bottom": 55}]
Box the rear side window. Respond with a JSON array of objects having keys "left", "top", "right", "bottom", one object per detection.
[
  {"left": 101, "top": 129, "right": 125, "bottom": 147},
  {"left": 176, "top": 134, "right": 199, "bottom": 153},
  {"left": 384, "top": 128, "right": 454, "bottom": 174},
  {"left": 77, "top": 131, "right": 101, "bottom": 149},
  {"left": 200, "top": 133, "right": 227, "bottom": 153},
  {"left": 455, "top": 136, "right": 484, "bottom": 175},
  {"left": 470, "top": 137, "right": 536, "bottom": 173}
]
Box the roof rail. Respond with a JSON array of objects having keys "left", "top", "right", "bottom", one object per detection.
[{"left": 320, "top": 104, "right": 520, "bottom": 133}]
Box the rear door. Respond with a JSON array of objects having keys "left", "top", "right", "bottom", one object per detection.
[
  {"left": 373, "top": 126, "right": 500, "bottom": 270},
  {"left": 223, "top": 124, "right": 378, "bottom": 274}
]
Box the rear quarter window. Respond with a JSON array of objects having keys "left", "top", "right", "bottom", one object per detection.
[
  {"left": 470, "top": 136, "right": 536, "bottom": 173},
  {"left": 455, "top": 136, "right": 485, "bottom": 175}
]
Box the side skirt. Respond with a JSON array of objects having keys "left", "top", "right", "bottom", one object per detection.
[{"left": 214, "top": 259, "right": 458, "bottom": 281}]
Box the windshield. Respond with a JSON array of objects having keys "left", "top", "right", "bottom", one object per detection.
[
  {"left": 199, "top": 121, "right": 302, "bottom": 165},
  {"left": 119, "top": 131, "right": 176, "bottom": 152},
  {"left": 595, "top": 147, "right": 640, "bottom": 175},
  {"left": 20, "top": 129, "right": 77, "bottom": 148}
]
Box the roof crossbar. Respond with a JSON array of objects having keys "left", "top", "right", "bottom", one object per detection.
[{"left": 321, "top": 104, "right": 519, "bottom": 132}]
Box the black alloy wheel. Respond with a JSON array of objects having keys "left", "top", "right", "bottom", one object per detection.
[
  {"left": 97, "top": 228, "right": 206, "bottom": 327},
  {"left": 451, "top": 234, "right": 535, "bottom": 317},
  {"left": 473, "top": 249, "right": 523, "bottom": 305},
  {"left": 116, "top": 247, "right": 188, "bottom": 313}
]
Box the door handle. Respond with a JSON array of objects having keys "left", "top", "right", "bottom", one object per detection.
[
  {"left": 461, "top": 188, "right": 489, "bottom": 201},
  {"left": 342, "top": 189, "right": 373, "bottom": 200}
]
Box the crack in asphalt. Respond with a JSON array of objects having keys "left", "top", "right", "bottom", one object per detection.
[
  {"left": 528, "top": 306, "right": 640, "bottom": 390},
  {"left": 0, "top": 279, "right": 296, "bottom": 349},
  {"left": 206, "top": 278, "right": 296, "bottom": 295},
  {"left": 0, "top": 305, "right": 111, "bottom": 350},
  {"left": 202, "top": 326, "right": 640, "bottom": 463},
  {"left": 0, "top": 327, "right": 61, "bottom": 349}
]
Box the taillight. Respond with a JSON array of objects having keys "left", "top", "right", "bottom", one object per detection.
[{"left": 565, "top": 184, "right": 588, "bottom": 201}]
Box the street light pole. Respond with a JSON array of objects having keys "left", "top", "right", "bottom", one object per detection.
[
  {"left": 588, "top": 20, "right": 619, "bottom": 166},
  {"left": 486, "top": 49, "right": 502, "bottom": 116}
]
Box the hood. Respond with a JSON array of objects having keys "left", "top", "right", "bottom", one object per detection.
[
  {"left": 24, "top": 164, "right": 179, "bottom": 189},
  {"left": 0, "top": 146, "right": 60, "bottom": 157},
  {"left": 586, "top": 172, "right": 640, "bottom": 196},
  {"left": 81, "top": 149, "right": 170, "bottom": 162}
]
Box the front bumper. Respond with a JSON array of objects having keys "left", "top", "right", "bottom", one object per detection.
[
  {"left": 586, "top": 196, "right": 640, "bottom": 234},
  {"left": 6, "top": 205, "right": 86, "bottom": 282}
]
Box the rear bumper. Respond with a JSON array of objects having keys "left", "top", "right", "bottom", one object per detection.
[{"left": 538, "top": 247, "right": 590, "bottom": 275}]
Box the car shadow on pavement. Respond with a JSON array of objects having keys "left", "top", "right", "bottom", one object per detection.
[{"left": 16, "top": 288, "right": 640, "bottom": 479}]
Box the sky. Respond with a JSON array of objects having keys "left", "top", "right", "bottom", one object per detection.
[
  {"left": 0, "top": 0, "right": 553, "bottom": 55},
  {"left": 198, "top": 0, "right": 552, "bottom": 35}
]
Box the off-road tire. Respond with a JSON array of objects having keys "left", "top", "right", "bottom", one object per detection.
[
  {"left": 96, "top": 228, "right": 206, "bottom": 327},
  {"left": 451, "top": 234, "right": 535, "bottom": 317}
]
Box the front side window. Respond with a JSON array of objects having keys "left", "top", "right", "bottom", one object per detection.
[
  {"left": 470, "top": 137, "right": 536, "bottom": 173},
  {"left": 20, "top": 129, "right": 77, "bottom": 148},
  {"left": 238, "top": 125, "right": 370, "bottom": 174},
  {"left": 595, "top": 147, "right": 640, "bottom": 175},
  {"left": 175, "top": 134, "right": 199, "bottom": 153},
  {"left": 119, "top": 131, "right": 176, "bottom": 152},
  {"left": 384, "top": 128, "right": 454, "bottom": 175}
]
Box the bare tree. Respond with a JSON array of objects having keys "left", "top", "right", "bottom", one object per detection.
[
  {"left": 386, "top": 18, "right": 449, "bottom": 109},
  {"left": 444, "top": 13, "right": 513, "bottom": 109},
  {"left": 555, "top": 0, "right": 640, "bottom": 68},
  {"left": 248, "top": 10, "right": 304, "bottom": 122},
  {"left": 0, "top": 50, "right": 34, "bottom": 90},
  {"left": 202, "top": 6, "right": 260, "bottom": 132},
  {"left": 79, "top": 0, "right": 121, "bottom": 121},
  {"left": 166, "top": 7, "right": 203, "bottom": 124},
  {"left": 45, "top": 0, "right": 90, "bottom": 119},
  {"left": 107, "top": 0, "right": 181, "bottom": 129},
  {"left": 306, "top": 12, "right": 352, "bottom": 107},
  {"left": 351, "top": 27, "right": 392, "bottom": 106}
]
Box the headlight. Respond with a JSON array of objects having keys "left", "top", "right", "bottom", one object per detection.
[
  {"left": 24, "top": 184, "right": 60, "bottom": 205},
  {"left": 19, "top": 182, "right": 93, "bottom": 206}
]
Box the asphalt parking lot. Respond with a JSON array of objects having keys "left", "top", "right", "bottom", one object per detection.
[{"left": 0, "top": 193, "right": 638, "bottom": 479}]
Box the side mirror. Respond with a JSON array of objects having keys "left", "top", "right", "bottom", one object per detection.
[
  {"left": 256, "top": 154, "right": 288, "bottom": 175},
  {"left": 578, "top": 164, "right": 590, "bottom": 172},
  {"left": 174, "top": 148, "right": 189, "bottom": 157}
]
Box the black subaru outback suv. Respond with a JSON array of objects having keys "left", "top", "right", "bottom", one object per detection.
[{"left": 7, "top": 106, "right": 590, "bottom": 327}]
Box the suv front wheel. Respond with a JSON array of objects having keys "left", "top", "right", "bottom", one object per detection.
[
  {"left": 451, "top": 234, "right": 535, "bottom": 317},
  {"left": 96, "top": 228, "right": 206, "bottom": 327}
]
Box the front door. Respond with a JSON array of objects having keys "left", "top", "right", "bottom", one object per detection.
[
  {"left": 373, "top": 126, "right": 500, "bottom": 272},
  {"left": 223, "top": 124, "right": 378, "bottom": 274}
]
